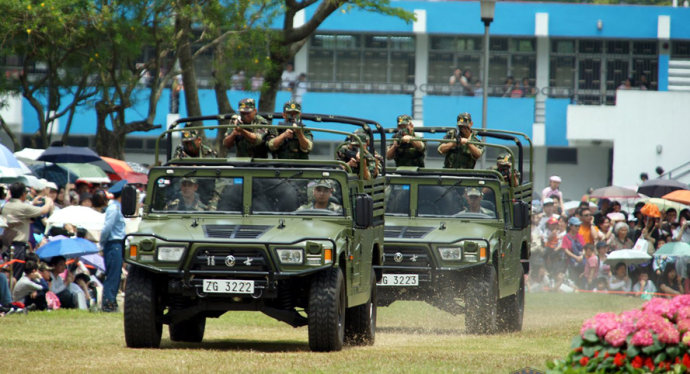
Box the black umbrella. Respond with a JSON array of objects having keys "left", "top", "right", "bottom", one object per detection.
[
  {"left": 37, "top": 146, "right": 101, "bottom": 163},
  {"left": 637, "top": 178, "right": 689, "bottom": 198}
]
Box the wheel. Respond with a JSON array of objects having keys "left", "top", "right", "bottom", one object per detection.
[
  {"left": 308, "top": 267, "right": 346, "bottom": 352},
  {"left": 497, "top": 266, "right": 525, "bottom": 333},
  {"left": 464, "top": 265, "right": 498, "bottom": 335},
  {"left": 124, "top": 266, "right": 163, "bottom": 348},
  {"left": 169, "top": 315, "right": 206, "bottom": 343},
  {"left": 345, "top": 269, "right": 376, "bottom": 345}
]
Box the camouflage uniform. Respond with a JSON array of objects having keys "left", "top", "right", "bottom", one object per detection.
[
  {"left": 165, "top": 193, "right": 207, "bottom": 211},
  {"left": 229, "top": 98, "right": 272, "bottom": 158},
  {"left": 391, "top": 115, "right": 425, "bottom": 167},
  {"left": 491, "top": 153, "right": 521, "bottom": 186},
  {"left": 297, "top": 202, "right": 343, "bottom": 214},
  {"left": 268, "top": 101, "right": 313, "bottom": 159},
  {"left": 174, "top": 130, "right": 218, "bottom": 159},
  {"left": 438, "top": 113, "right": 483, "bottom": 169},
  {"left": 336, "top": 130, "right": 378, "bottom": 177}
]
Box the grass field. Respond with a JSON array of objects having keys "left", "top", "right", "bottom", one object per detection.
[{"left": 2, "top": 293, "right": 644, "bottom": 373}]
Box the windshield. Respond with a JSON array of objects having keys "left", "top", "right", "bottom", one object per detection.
[
  {"left": 151, "top": 176, "right": 244, "bottom": 213},
  {"left": 417, "top": 185, "right": 497, "bottom": 219},
  {"left": 386, "top": 184, "right": 410, "bottom": 215},
  {"left": 252, "top": 177, "right": 344, "bottom": 216}
]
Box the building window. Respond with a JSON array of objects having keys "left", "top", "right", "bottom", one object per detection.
[
  {"left": 428, "top": 36, "right": 536, "bottom": 96},
  {"left": 308, "top": 33, "right": 415, "bottom": 92},
  {"left": 549, "top": 38, "right": 658, "bottom": 105},
  {"left": 672, "top": 41, "right": 690, "bottom": 58}
]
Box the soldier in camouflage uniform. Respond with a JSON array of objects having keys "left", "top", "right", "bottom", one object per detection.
[
  {"left": 297, "top": 179, "right": 342, "bottom": 214},
  {"left": 165, "top": 177, "right": 208, "bottom": 211},
  {"left": 336, "top": 129, "right": 380, "bottom": 180},
  {"left": 222, "top": 98, "right": 272, "bottom": 158},
  {"left": 173, "top": 129, "right": 218, "bottom": 159},
  {"left": 386, "top": 114, "right": 425, "bottom": 167},
  {"left": 437, "top": 112, "right": 484, "bottom": 169},
  {"left": 492, "top": 153, "right": 520, "bottom": 187},
  {"left": 267, "top": 101, "right": 313, "bottom": 159}
]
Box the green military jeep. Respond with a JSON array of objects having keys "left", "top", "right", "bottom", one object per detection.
[
  {"left": 377, "top": 129, "right": 532, "bottom": 334},
  {"left": 119, "top": 114, "right": 386, "bottom": 351}
]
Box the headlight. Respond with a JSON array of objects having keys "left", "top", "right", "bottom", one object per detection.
[
  {"left": 459, "top": 240, "right": 489, "bottom": 262},
  {"left": 157, "top": 246, "right": 185, "bottom": 262},
  {"left": 277, "top": 249, "right": 304, "bottom": 264},
  {"left": 439, "top": 247, "right": 462, "bottom": 260}
]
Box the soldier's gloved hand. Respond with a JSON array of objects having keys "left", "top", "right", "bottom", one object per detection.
[
  {"left": 284, "top": 129, "right": 294, "bottom": 139},
  {"left": 402, "top": 135, "right": 412, "bottom": 143}
]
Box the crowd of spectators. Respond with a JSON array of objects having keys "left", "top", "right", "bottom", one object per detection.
[
  {"left": 0, "top": 180, "right": 133, "bottom": 316},
  {"left": 528, "top": 175, "right": 690, "bottom": 300},
  {"left": 448, "top": 68, "right": 536, "bottom": 98}
]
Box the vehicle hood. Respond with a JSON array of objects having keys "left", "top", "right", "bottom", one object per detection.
[
  {"left": 135, "top": 216, "right": 346, "bottom": 244},
  {"left": 385, "top": 216, "right": 500, "bottom": 244}
]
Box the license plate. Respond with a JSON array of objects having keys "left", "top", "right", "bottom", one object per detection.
[
  {"left": 377, "top": 274, "right": 418, "bottom": 286},
  {"left": 202, "top": 279, "right": 255, "bottom": 294}
]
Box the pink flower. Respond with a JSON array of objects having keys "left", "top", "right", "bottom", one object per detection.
[
  {"left": 677, "top": 319, "right": 690, "bottom": 334},
  {"left": 636, "top": 313, "right": 672, "bottom": 335},
  {"left": 643, "top": 298, "right": 674, "bottom": 319},
  {"left": 676, "top": 306, "right": 690, "bottom": 321},
  {"left": 604, "top": 328, "right": 628, "bottom": 347},
  {"left": 595, "top": 315, "right": 619, "bottom": 338},
  {"left": 658, "top": 325, "right": 680, "bottom": 344},
  {"left": 630, "top": 329, "right": 654, "bottom": 346}
]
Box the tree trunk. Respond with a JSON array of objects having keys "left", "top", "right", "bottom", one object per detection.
[
  {"left": 212, "top": 42, "right": 234, "bottom": 157},
  {"left": 258, "top": 42, "right": 290, "bottom": 113},
  {"left": 175, "top": 3, "right": 202, "bottom": 125}
]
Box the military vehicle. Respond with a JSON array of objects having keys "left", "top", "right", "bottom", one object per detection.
[
  {"left": 377, "top": 129, "right": 532, "bottom": 334},
  {"left": 119, "top": 113, "right": 386, "bottom": 351}
]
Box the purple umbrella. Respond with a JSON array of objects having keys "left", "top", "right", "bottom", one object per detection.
[{"left": 80, "top": 253, "right": 105, "bottom": 272}]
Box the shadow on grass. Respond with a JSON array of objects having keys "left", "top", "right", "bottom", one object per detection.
[
  {"left": 161, "top": 339, "right": 310, "bottom": 352},
  {"left": 377, "top": 326, "right": 466, "bottom": 335}
]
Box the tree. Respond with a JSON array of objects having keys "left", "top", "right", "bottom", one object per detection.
[
  {"left": 89, "top": 0, "right": 177, "bottom": 158},
  {"left": 0, "top": 0, "right": 99, "bottom": 148},
  {"left": 257, "top": 0, "right": 415, "bottom": 113}
]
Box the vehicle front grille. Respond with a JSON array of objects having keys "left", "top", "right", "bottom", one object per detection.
[
  {"left": 382, "top": 246, "right": 432, "bottom": 268},
  {"left": 190, "top": 247, "right": 271, "bottom": 272},
  {"left": 203, "top": 225, "right": 272, "bottom": 239},
  {"left": 384, "top": 226, "right": 434, "bottom": 239}
]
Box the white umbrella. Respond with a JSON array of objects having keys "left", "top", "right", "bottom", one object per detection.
[
  {"left": 14, "top": 148, "right": 45, "bottom": 163},
  {"left": 562, "top": 200, "right": 597, "bottom": 216},
  {"left": 46, "top": 206, "right": 105, "bottom": 231},
  {"left": 604, "top": 249, "right": 652, "bottom": 265}
]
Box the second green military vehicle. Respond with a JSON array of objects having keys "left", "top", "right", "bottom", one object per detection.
[
  {"left": 377, "top": 129, "right": 532, "bottom": 334},
  {"left": 120, "top": 114, "right": 386, "bottom": 351}
]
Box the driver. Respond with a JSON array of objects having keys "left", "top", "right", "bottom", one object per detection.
[
  {"left": 165, "top": 177, "right": 207, "bottom": 211},
  {"left": 460, "top": 188, "right": 494, "bottom": 216},
  {"left": 297, "top": 180, "right": 342, "bottom": 213}
]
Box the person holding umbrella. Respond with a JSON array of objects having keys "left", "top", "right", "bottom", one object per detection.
[{"left": 100, "top": 180, "right": 127, "bottom": 312}]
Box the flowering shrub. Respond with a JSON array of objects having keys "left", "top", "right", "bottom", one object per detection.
[{"left": 547, "top": 295, "right": 690, "bottom": 373}]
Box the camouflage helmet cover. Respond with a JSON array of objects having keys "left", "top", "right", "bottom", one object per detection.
[
  {"left": 497, "top": 153, "right": 513, "bottom": 166},
  {"left": 283, "top": 101, "right": 301, "bottom": 113},
  {"left": 397, "top": 114, "right": 413, "bottom": 126},
  {"left": 238, "top": 98, "right": 256, "bottom": 112},
  {"left": 181, "top": 129, "right": 199, "bottom": 142},
  {"left": 456, "top": 112, "right": 472, "bottom": 127},
  {"left": 351, "top": 128, "right": 369, "bottom": 144}
]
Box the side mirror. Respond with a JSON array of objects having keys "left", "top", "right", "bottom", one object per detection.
[
  {"left": 354, "top": 194, "right": 374, "bottom": 229},
  {"left": 513, "top": 200, "right": 530, "bottom": 229},
  {"left": 121, "top": 185, "right": 138, "bottom": 217}
]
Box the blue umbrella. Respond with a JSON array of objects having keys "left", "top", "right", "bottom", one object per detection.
[
  {"left": 29, "top": 164, "right": 79, "bottom": 186},
  {"left": 36, "top": 237, "right": 100, "bottom": 260},
  {"left": 37, "top": 146, "right": 101, "bottom": 163},
  {"left": 0, "top": 143, "right": 23, "bottom": 169}
]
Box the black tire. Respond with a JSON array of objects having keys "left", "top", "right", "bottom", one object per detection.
[
  {"left": 345, "top": 269, "right": 376, "bottom": 346},
  {"left": 169, "top": 315, "right": 206, "bottom": 343},
  {"left": 464, "top": 265, "right": 498, "bottom": 335},
  {"left": 497, "top": 266, "right": 525, "bottom": 333},
  {"left": 308, "top": 267, "right": 346, "bottom": 352},
  {"left": 124, "top": 266, "right": 163, "bottom": 348}
]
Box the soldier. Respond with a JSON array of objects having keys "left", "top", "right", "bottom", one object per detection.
[
  {"left": 222, "top": 98, "right": 271, "bottom": 158},
  {"left": 437, "top": 112, "right": 484, "bottom": 169},
  {"left": 336, "top": 129, "right": 380, "bottom": 180},
  {"left": 173, "top": 129, "right": 217, "bottom": 159},
  {"left": 268, "top": 101, "right": 313, "bottom": 159},
  {"left": 493, "top": 153, "right": 520, "bottom": 186},
  {"left": 297, "top": 180, "right": 342, "bottom": 213},
  {"left": 165, "top": 177, "right": 207, "bottom": 211},
  {"left": 386, "top": 114, "right": 425, "bottom": 167},
  {"left": 461, "top": 188, "right": 494, "bottom": 216}
]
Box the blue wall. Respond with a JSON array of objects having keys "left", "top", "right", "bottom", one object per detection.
[
  {"left": 423, "top": 96, "right": 535, "bottom": 142},
  {"left": 314, "top": 1, "right": 690, "bottom": 39},
  {"left": 545, "top": 98, "right": 570, "bottom": 146}
]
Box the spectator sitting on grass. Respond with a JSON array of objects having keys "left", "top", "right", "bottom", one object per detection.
[
  {"left": 12, "top": 260, "right": 48, "bottom": 310},
  {"left": 608, "top": 262, "right": 631, "bottom": 293}
]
